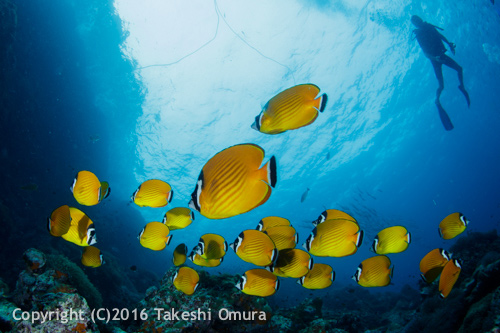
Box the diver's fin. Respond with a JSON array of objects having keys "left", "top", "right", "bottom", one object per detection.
[
  {"left": 436, "top": 101, "right": 454, "bottom": 131},
  {"left": 458, "top": 85, "right": 470, "bottom": 108}
]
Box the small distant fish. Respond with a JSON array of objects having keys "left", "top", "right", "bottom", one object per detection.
[
  {"left": 268, "top": 248, "right": 312, "bottom": 278},
  {"left": 326, "top": 152, "right": 331, "bottom": 161},
  {"left": 251, "top": 84, "right": 328, "bottom": 134},
  {"left": 70, "top": 171, "right": 102, "bottom": 206},
  {"left": 61, "top": 207, "right": 97, "bottom": 246},
  {"left": 371, "top": 226, "right": 411, "bottom": 255},
  {"left": 172, "top": 267, "right": 199, "bottom": 296},
  {"left": 438, "top": 212, "right": 469, "bottom": 239},
  {"left": 130, "top": 265, "right": 137, "bottom": 271},
  {"left": 235, "top": 269, "right": 279, "bottom": 297},
  {"left": 20, "top": 183, "right": 38, "bottom": 191},
  {"left": 162, "top": 207, "right": 194, "bottom": 230},
  {"left": 439, "top": 259, "right": 462, "bottom": 298},
  {"left": 89, "top": 135, "right": 101, "bottom": 143},
  {"left": 301, "top": 188, "right": 310, "bottom": 203},
  {"left": 230, "top": 230, "right": 277, "bottom": 266},
  {"left": 173, "top": 244, "right": 188, "bottom": 266},
  {"left": 138, "top": 222, "right": 172, "bottom": 251},
  {"left": 132, "top": 179, "right": 173, "bottom": 208},
  {"left": 188, "top": 252, "right": 223, "bottom": 268},
  {"left": 256, "top": 216, "right": 291, "bottom": 232},
  {"left": 264, "top": 225, "right": 298, "bottom": 250},
  {"left": 312, "top": 209, "right": 357, "bottom": 226},
  {"left": 303, "top": 220, "right": 363, "bottom": 257},
  {"left": 189, "top": 144, "right": 277, "bottom": 219},
  {"left": 297, "top": 263, "right": 334, "bottom": 290},
  {"left": 352, "top": 255, "right": 393, "bottom": 287},
  {"left": 419, "top": 248, "right": 451, "bottom": 283},
  {"left": 81, "top": 246, "right": 104, "bottom": 268},
  {"left": 195, "top": 234, "right": 227, "bottom": 260},
  {"left": 47, "top": 205, "right": 72, "bottom": 237}
]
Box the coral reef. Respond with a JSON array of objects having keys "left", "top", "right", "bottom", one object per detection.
[
  {"left": 1, "top": 231, "right": 500, "bottom": 332},
  {"left": 1, "top": 249, "right": 99, "bottom": 332},
  {"left": 46, "top": 253, "right": 103, "bottom": 309},
  {"left": 126, "top": 268, "right": 272, "bottom": 332},
  {"left": 405, "top": 230, "right": 500, "bottom": 333}
]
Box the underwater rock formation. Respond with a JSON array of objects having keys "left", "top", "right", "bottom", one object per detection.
[
  {"left": 127, "top": 267, "right": 272, "bottom": 332},
  {"left": 2, "top": 231, "right": 500, "bottom": 332},
  {"left": 405, "top": 230, "right": 500, "bottom": 333},
  {"left": 5, "top": 248, "right": 99, "bottom": 332}
]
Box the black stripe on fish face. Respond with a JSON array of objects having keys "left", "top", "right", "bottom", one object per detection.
[
  {"left": 371, "top": 236, "right": 379, "bottom": 253},
  {"left": 352, "top": 264, "right": 362, "bottom": 282},
  {"left": 459, "top": 213, "right": 469, "bottom": 227},
  {"left": 252, "top": 114, "right": 262, "bottom": 131},
  {"left": 87, "top": 227, "right": 97, "bottom": 245},
  {"left": 138, "top": 227, "right": 145, "bottom": 240},
  {"left": 235, "top": 235, "right": 243, "bottom": 254},
  {"left": 257, "top": 220, "right": 264, "bottom": 231},
  {"left": 131, "top": 188, "right": 139, "bottom": 202},
  {"left": 189, "top": 171, "right": 204, "bottom": 212},
  {"left": 70, "top": 177, "right": 77, "bottom": 193}
]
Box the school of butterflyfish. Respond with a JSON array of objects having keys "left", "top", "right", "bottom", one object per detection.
[{"left": 45, "top": 84, "right": 469, "bottom": 298}]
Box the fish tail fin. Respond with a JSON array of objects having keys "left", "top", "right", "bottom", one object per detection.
[
  {"left": 406, "top": 232, "right": 411, "bottom": 244},
  {"left": 390, "top": 266, "right": 394, "bottom": 280},
  {"left": 166, "top": 235, "right": 173, "bottom": 246},
  {"left": 317, "top": 93, "right": 328, "bottom": 113},
  {"left": 262, "top": 156, "right": 277, "bottom": 188}
]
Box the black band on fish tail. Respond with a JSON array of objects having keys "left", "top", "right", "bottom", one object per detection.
[
  {"left": 269, "top": 156, "right": 277, "bottom": 188},
  {"left": 319, "top": 93, "right": 328, "bottom": 112}
]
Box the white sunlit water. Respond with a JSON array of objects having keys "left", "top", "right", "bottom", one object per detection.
[{"left": 104, "top": 0, "right": 500, "bottom": 297}]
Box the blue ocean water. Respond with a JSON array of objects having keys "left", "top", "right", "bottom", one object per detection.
[{"left": 2, "top": 0, "right": 500, "bottom": 313}]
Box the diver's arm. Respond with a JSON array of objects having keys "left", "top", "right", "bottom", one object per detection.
[{"left": 438, "top": 32, "right": 456, "bottom": 54}]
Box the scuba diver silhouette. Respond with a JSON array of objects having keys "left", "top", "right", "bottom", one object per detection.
[{"left": 411, "top": 15, "right": 470, "bottom": 130}]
